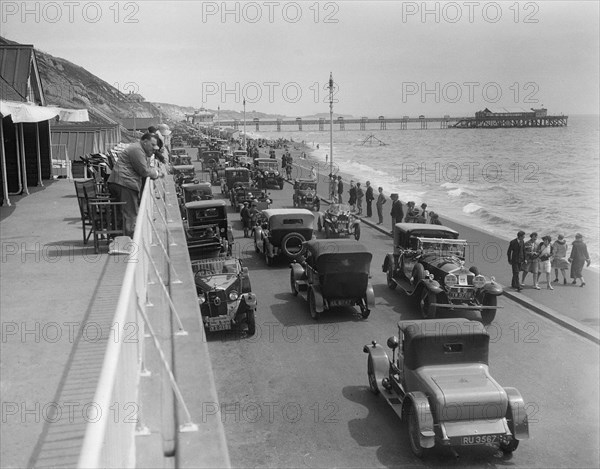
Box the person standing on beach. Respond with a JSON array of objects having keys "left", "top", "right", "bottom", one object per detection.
[
  {"left": 568, "top": 233, "right": 591, "bottom": 287},
  {"left": 365, "top": 181, "right": 374, "bottom": 217},
  {"left": 348, "top": 181, "right": 357, "bottom": 210},
  {"left": 538, "top": 236, "right": 554, "bottom": 290},
  {"left": 552, "top": 234, "right": 570, "bottom": 285},
  {"left": 390, "top": 194, "right": 404, "bottom": 232},
  {"left": 507, "top": 230, "right": 526, "bottom": 291},
  {"left": 521, "top": 232, "right": 541, "bottom": 289},
  {"left": 337, "top": 176, "right": 344, "bottom": 203},
  {"left": 356, "top": 182, "right": 364, "bottom": 215},
  {"left": 108, "top": 133, "right": 162, "bottom": 237},
  {"left": 376, "top": 187, "right": 386, "bottom": 224}
]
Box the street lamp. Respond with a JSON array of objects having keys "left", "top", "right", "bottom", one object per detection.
[
  {"left": 329, "top": 72, "right": 334, "bottom": 197},
  {"left": 242, "top": 98, "right": 246, "bottom": 151}
]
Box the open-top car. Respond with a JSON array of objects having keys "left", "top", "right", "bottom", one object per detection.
[
  {"left": 183, "top": 199, "right": 233, "bottom": 260},
  {"left": 317, "top": 204, "right": 361, "bottom": 240},
  {"left": 363, "top": 319, "right": 529, "bottom": 457},
  {"left": 222, "top": 167, "right": 251, "bottom": 197},
  {"left": 193, "top": 257, "right": 257, "bottom": 335},
  {"left": 172, "top": 165, "right": 197, "bottom": 186},
  {"left": 292, "top": 179, "right": 320, "bottom": 211},
  {"left": 231, "top": 186, "right": 271, "bottom": 211},
  {"left": 170, "top": 148, "right": 192, "bottom": 166},
  {"left": 254, "top": 209, "right": 315, "bottom": 266},
  {"left": 253, "top": 158, "right": 284, "bottom": 189},
  {"left": 290, "top": 239, "right": 374, "bottom": 319},
  {"left": 382, "top": 224, "right": 503, "bottom": 324}
]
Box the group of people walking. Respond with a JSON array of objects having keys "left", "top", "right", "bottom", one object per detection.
[{"left": 507, "top": 231, "right": 591, "bottom": 291}]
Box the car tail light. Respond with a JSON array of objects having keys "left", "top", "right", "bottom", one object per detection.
[
  {"left": 473, "top": 275, "right": 486, "bottom": 289},
  {"left": 445, "top": 273, "right": 458, "bottom": 286}
]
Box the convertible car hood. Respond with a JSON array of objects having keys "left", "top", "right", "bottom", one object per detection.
[{"left": 196, "top": 274, "right": 238, "bottom": 292}]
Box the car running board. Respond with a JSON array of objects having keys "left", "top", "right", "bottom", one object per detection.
[{"left": 429, "top": 303, "right": 503, "bottom": 310}]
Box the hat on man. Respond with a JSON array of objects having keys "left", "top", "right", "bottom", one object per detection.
[
  {"left": 575, "top": 233, "right": 583, "bottom": 239},
  {"left": 158, "top": 123, "right": 172, "bottom": 136},
  {"left": 558, "top": 234, "right": 564, "bottom": 240}
]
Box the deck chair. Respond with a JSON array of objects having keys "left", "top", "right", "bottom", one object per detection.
[
  {"left": 83, "top": 185, "right": 126, "bottom": 253},
  {"left": 74, "top": 179, "right": 114, "bottom": 246}
]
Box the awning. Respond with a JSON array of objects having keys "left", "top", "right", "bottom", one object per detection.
[{"left": 0, "top": 100, "right": 89, "bottom": 123}]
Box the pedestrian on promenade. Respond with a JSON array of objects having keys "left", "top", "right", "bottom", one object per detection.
[
  {"left": 569, "top": 233, "right": 591, "bottom": 287},
  {"left": 507, "top": 230, "right": 526, "bottom": 291},
  {"left": 390, "top": 193, "right": 404, "bottom": 233},
  {"left": 419, "top": 203, "right": 429, "bottom": 223},
  {"left": 241, "top": 202, "right": 252, "bottom": 238},
  {"left": 376, "top": 187, "right": 386, "bottom": 224},
  {"left": 538, "top": 236, "right": 554, "bottom": 290},
  {"left": 552, "top": 234, "right": 570, "bottom": 285},
  {"left": 356, "top": 182, "right": 364, "bottom": 215},
  {"left": 521, "top": 232, "right": 541, "bottom": 289},
  {"left": 108, "top": 133, "right": 162, "bottom": 237},
  {"left": 328, "top": 173, "right": 336, "bottom": 201},
  {"left": 430, "top": 212, "right": 442, "bottom": 225},
  {"left": 337, "top": 176, "right": 344, "bottom": 203},
  {"left": 365, "top": 181, "right": 374, "bottom": 217},
  {"left": 348, "top": 181, "right": 357, "bottom": 210},
  {"left": 310, "top": 165, "right": 316, "bottom": 180}
]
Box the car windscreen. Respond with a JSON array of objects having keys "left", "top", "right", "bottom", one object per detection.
[
  {"left": 190, "top": 207, "right": 223, "bottom": 223},
  {"left": 194, "top": 258, "right": 240, "bottom": 276},
  {"left": 420, "top": 241, "right": 466, "bottom": 257}
]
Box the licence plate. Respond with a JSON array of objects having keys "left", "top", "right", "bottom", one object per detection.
[
  {"left": 208, "top": 317, "right": 231, "bottom": 331},
  {"left": 456, "top": 434, "right": 500, "bottom": 446},
  {"left": 449, "top": 290, "right": 472, "bottom": 300}
]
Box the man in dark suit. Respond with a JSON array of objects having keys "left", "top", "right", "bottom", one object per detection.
[
  {"left": 337, "top": 176, "right": 344, "bottom": 203},
  {"left": 507, "top": 230, "right": 526, "bottom": 291},
  {"left": 365, "top": 181, "right": 374, "bottom": 217},
  {"left": 390, "top": 193, "right": 404, "bottom": 233}
]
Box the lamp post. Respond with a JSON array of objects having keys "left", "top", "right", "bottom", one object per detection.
[
  {"left": 243, "top": 98, "right": 246, "bottom": 150},
  {"left": 329, "top": 72, "right": 334, "bottom": 197}
]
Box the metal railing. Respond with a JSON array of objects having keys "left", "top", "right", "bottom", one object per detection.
[{"left": 77, "top": 177, "right": 197, "bottom": 468}]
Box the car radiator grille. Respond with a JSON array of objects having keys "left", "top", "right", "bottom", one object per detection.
[{"left": 207, "top": 290, "right": 228, "bottom": 317}]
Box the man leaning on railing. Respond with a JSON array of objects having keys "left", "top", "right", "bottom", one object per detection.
[{"left": 108, "top": 133, "right": 165, "bottom": 237}]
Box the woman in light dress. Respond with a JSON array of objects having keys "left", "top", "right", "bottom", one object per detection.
[
  {"left": 551, "top": 234, "right": 570, "bottom": 285},
  {"left": 537, "top": 236, "right": 554, "bottom": 290}
]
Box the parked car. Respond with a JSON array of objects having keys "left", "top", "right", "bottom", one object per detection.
[
  {"left": 253, "top": 158, "right": 284, "bottom": 189},
  {"left": 317, "top": 204, "right": 361, "bottom": 240},
  {"left": 363, "top": 319, "right": 529, "bottom": 457},
  {"left": 183, "top": 199, "right": 233, "bottom": 260},
  {"left": 193, "top": 257, "right": 257, "bottom": 334},
  {"left": 290, "top": 239, "right": 375, "bottom": 319},
  {"left": 170, "top": 148, "right": 191, "bottom": 166},
  {"left": 292, "top": 179, "right": 320, "bottom": 211},
  {"left": 231, "top": 186, "right": 271, "bottom": 212},
  {"left": 253, "top": 209, "right": 315, "bottom": 266},
  {"left": 178, "top": 182, "right": 213, "bottom": 209},
  {"left": 210, "top": 162, "right": 230, "bottom": 186},
  {"left": 382, "top": 224, "right": 503, "bottom": 323},
  {"left": 198, "top": 150, "right": 222, "bottom": 171},
  {"left": 172, "top": 165, "right": 197, "bottom": 186},
  {"left": 222, "top": 167, "right": 251, "bottom": 198}
]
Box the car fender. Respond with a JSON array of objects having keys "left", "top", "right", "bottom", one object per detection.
[
  {"left": 483, "top": 281, "right": 504, "bottom": 296},
  {"left": 382, "top": 253, "right": 394, "bottom": 273},
  {"left": 504, "top": 387, "right": 530, "bottom": 441},
  {"left": 362, "top": 342, "right": 389, "bottom": 393},
  {"left": 254, "top": 226, "right": 263, "bottom": 244},
  {"left": 420, "top": 279, "right": 443, "bottom": 295},
  {"left": 404, "top": 392, "right": 436, "bottom": 448},
  {"left": 351, "top": 219, "right": 361, "bottom": 228},
  {"left": 309, "top": 285, "right": 325, "bottom": 312},
  {"left": 366, "top": 283, "right": 375, "bottom": 307},
  {"left": 290, "top": 262, "right": 306, "bottom": 282}
]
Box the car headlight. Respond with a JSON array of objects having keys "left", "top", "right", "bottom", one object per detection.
[
  {"left": 473, "top": 275, "right": 486, "bottom": 289},
  {"left": 198, "top": 296, "right": 206, "bottom": 304},
  {"left": 274, "top": 171, "right": 280, "bottom": 176},
  {"left": 229, "top": 290, "right": 239, "bottom": 301},
  {"left": 445, "top": 273, "right": 458, "bottom": 286},
  {"left": 331, "top": 216, "right": 337, "bottom": 222}
]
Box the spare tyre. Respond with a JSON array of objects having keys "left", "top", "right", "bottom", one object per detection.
[{"left": 281, "top": 232, "right": 306, "bottom": 259}]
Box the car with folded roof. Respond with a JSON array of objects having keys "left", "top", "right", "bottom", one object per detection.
[
  {"left": 363, "top": 319, "right": 529, "bottom": 457},
  {"left": 317, "top": 203, "right": 361, "bottom": 240},
  {"left": 382, "top": 224, "right": 503, "bottom": 324},
  {"left": 183, "top": 199, "right": 233, "bottom": 259},
  {"left": 170, "top": 148, "right": 192, "bottom": 166},
  {"left": 193, "top": 257, "right": 256, "bottom": 335},
  {"left": 292, "top": 179, "right": 320, "bottom": 211},
  {"left": 254, "top": 209, "right": 315, "bottom": 266},
  {"left": 221, "top": 167, "right": 252, "bottom": 198},
  {"left": 172, "top": 164, "right": 197, "bottom": 186},
  {"left": 290, "top": 239, "right": 374, "bottom": 319},
  {"left": 253, "top": 158, "right": 284, "bottom": 189}
]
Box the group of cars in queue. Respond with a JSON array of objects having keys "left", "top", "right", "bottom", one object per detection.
[{"left": 168, "top": 135, "right": 529, "bottom": 460}]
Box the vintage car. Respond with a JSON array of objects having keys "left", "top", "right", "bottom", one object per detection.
[
  {"left": 192, "top": 257, "right": 256, "bottom": 335},
  {"left": 292, "top": 179, "right": 320, "bottom": 211},
  {"left": 317, "top": 204, "right": 361, "bottom": 240},
  {"left": 178, "top": 183, "right": 213, "bottom": 217},
  {"left": 197, "top": 145, "right": 208, "bottom": 161},
  {"left": 363, "top": 319, "right": 529, "bottom": 457},
  {"left": 231, "top": 186, "right": 271, "bottom": 211},
  {"left": 198, "top": 150, "right": 222, "bottom": 171},
  {"left": 170, "top": 148, "right": 192, "bottom": 166},
  {"left": 269, "top": 148, "right": 276, "bottom": 159},
  {"left": 183, "top": 200, "right": 233, "bottom": 260},
  {"left": 209, "top": 162, "right": 230, "bottom": 186},
  {"left": 172, "top": 165, "right": 197, "bottom": 186},
  {"left": 382, "top": 224, "right": 502, "bottom": 324},
  {"left": 253, "top": 158, "right": 284, "bottom": 189},
  {"left": 290, "top": 240, "right": 374, "bottom": 319},
  {"left": 253, "top": 209, "right": 315, "bottom": 266},
  {"left": 171, "top": 137, "right": 183, "bottom": 147},
  {"left": 221, "top": 167, "right": 252, "bottom": 197}
]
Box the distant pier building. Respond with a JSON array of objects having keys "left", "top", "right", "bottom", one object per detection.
[
  {"left": 452, "top": 107, "right": 567, "bottom": 128},
  {"left": 185, "top": 107, "right": 214, "bottom": 125}
]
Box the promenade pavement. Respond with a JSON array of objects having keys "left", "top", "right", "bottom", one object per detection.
[{"left": 284, "top": 154, "right": 599, "bottom": 343}]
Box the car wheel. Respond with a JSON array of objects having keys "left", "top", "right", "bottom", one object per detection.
[
  {"left": 386, "top": 267, "right": 397, "bottom": 290},
  {"left": 264, "top": 245, "right": 273, "bottom": 266},
  {"left": 290, "top": 269, "right": 298, "bottom": 296},
  {"left": 254, "top": 238, "right": 260, "bottom": 254},
  {"left": 500, "top": 437, "right": 519, "bottom": 453},
  {"left": 308, "top": 289, "right": 319, "bottom": 320},
  {"left": 367, "top": 357, "right": 379, "bottom": 395},
  {"left": 481, "top": 295, "right": 497, "bottom": 324},
  {"left": 412, "top": 263, "right": 425, "bottom": 284},
  {"left": 419, "top": 289, "right": 437, "bottom": 319},
  {"left": 407, "top": 406, "right": 426, "bottom": 458},
  {"left": 469, "top": 266, "right": 480, "bottom": 275},
  {"left": 360, "top": 301, "right": 370, "bottom": 319},
  {"left": 281, "top": 232, "right": 306, "bottom": 259},
  {"left": 324, "top": 225, "right": 330, "bottom": 239},
  {"left": 354, "top": 224, "right": 361, "bottom": 241},
  {"left": 246, "top": 308, "right": 256, "bottom": 336},
  {"left": 317, "top": 218, "right": 322, "bottom": 232},
  {"left": 279, "top": 182, "right": 284, "bottom": 190},
  {"left": 315, "top": 201, "right": 320, "bottom": 212}
]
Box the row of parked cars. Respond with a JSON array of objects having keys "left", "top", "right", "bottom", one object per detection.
[{"left": 171, "top": 141, "right": 528, "bottom": 459}]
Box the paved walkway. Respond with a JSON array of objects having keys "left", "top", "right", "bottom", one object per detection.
[{"left": 274, "top": 149, "right": 599, "bottom": 343}]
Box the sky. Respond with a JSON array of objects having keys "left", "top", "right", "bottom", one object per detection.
[{"left": 1, "top": 0, "right": 599, "bottom": 117}]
